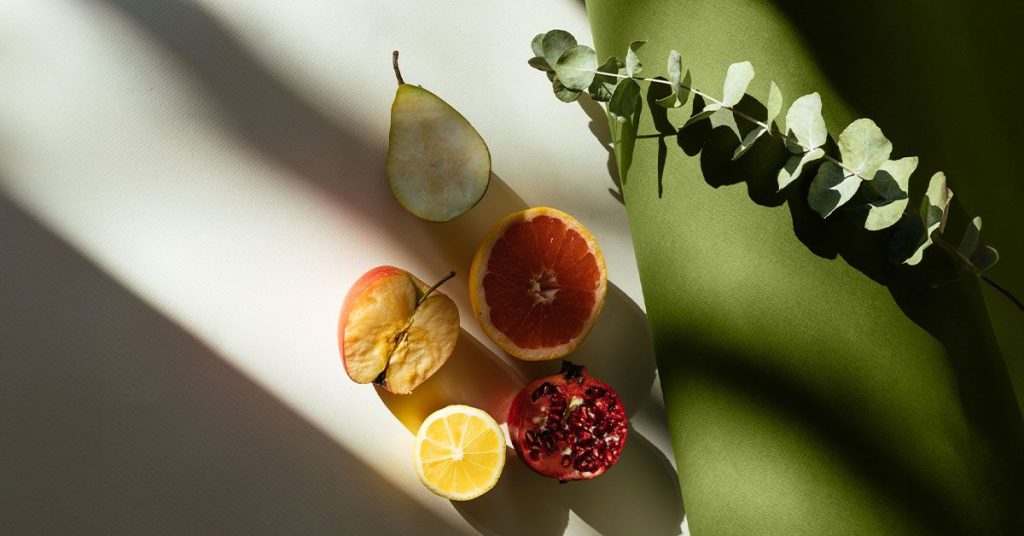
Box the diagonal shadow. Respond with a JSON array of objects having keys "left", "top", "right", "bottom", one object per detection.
[
  {"left": 573, "top": 2, "right": 1023, "bottom": 531},
  {"left": 92, "top": 0, "right": 683, "bottom": 533},
  {"left": 768, "top": 0, "right": 1024, "bottom": 404},
  {"left": 0, "top": 194, "right": 462, "bottom": 535},
  {"left": 641, "top": 81, "right": 1024, "bottom": 534}
]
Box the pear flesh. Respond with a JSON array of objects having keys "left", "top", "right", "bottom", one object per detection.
[{"left": 386, "top": 83, "right": 491, "bottom": 222}]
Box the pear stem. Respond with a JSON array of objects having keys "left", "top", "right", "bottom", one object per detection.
[{"left": 392, "top": 50, "right": 405, "bottom": 85}]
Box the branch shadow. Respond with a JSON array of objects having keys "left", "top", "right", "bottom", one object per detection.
[
  {"left": 768, "top": 0, "right": 1024, "bottom": 400},
  {"left": 0, "top": 194, "right": 461, "bottom": 535},
  {"left": 93, "top": 0, "right": 682, "bottom": 533},
  {"left": 640, "top": 74, "right": 1024, "bottom": 534}
]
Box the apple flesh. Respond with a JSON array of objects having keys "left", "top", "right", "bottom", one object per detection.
[{"left": 339, "top": 266, "right": 459, "bottom": 394}]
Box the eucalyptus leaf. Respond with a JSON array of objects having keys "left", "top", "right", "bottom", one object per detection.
[
  {"left": 554, "top": 45, "right": 598, "bottom": 91},
  {"left": 837, "top": 118, "right": 892, "bottom": 179},
  {"left": 785, "top": 92, "right": 827, "bottom": 153},
  {"left": 955, "top": 217, "right": 999, "bottom": 272},
  {"left": 891, "top": 215, "right": 929, "bottom": 265},
  {"left": 957, "top": 216, "right": 982, "bottom": 259},
  {"left": 552, "top": 78, "right": 582, "bottom": 102},
  {"left": 528, "top": 56, "right": 552, "bottom": 72},
  {"left": 809, "top": 161, "right": 861, "bottom": 218},
  {"left": 923, "top": 171, "right": 954, "bottom": 234},
  {"left": 542, "top": 30, "right": 577, "bottom": 66},
  {"left": 899, "top": 172, "right": 954, "bottom": 265},
  {"left": 609, "top": 77, "right": 641, "bottom": 122},
  {"left": 656, "top": 50, "right": 688, "bottom": 108},
  {"left": 721, "top": 61, "right": 754, "bottom": 108},
  {"left": 531, "top": 33, "right": 545, "bottom": 58},
  {"left": 971, "top": 246, "right": 1000, "bottom": 272},
  {"left": 682, "top": 104, "right": 721, "bottom": 128},
  {"left": 666, "top": 50, "right": 682, "bottom": 86},
  {"left": 864, "top": 157, "right": 917, "bottom": 231},
  {"left": 658, "top": 70, "right": 691, "bottom": 108},
  {"left": 777, "top": 147, "right": 825, "bottom": 190},
  {"left": 733, "top": 126, "right": 766, "bottom": 160},
  {"left": 710, "top": 108, "right": 743, "bottom": 141},
  {"left": 589, "top": 56, "right": 622, "bottom": 102},
  {"left": 608, "top": 79, "right": 642, "bottom": 183},
  {"left": 767, "top": 81, "right": 783, "bottom": 126},
  {"left": 625, "top": 40, "right": 646, "bottom": 78}
]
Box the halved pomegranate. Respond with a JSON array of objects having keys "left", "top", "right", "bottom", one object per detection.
[{"left": 507, "top": 361, "right": 628, "bottom": 481}]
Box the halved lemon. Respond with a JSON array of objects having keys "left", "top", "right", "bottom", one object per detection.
[{"left": 414, "top": 405, "right": 506, "bottom": 501}]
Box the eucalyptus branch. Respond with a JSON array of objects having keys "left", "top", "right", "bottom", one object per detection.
[
  {"left": 528, "top": 29, "right": 1005, "bottom": 295},
  {"left": 570, "top": 67, "right": 866, "bottom": 180}
]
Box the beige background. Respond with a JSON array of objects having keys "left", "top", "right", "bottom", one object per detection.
[{"left": 0, "top": 1, "right": 686, "bottom": 534}]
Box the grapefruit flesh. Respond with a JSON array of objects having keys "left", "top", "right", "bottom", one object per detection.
[{"left": 470, "top": 208, "right": 606, "bottom": 360}]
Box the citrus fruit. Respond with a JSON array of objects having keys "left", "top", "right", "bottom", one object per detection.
[
  {"left": 413, "top": 405, "right": 506, "bottom": 501},
  {"left": 469, "top": 207, "right": 607, "bottom": 360}
]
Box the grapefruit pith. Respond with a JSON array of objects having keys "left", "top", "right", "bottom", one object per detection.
[{"left": 469, "top": 207, "right": 607, "bottom": 361}]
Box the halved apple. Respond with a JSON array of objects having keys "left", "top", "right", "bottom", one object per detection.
[{"left": 339, "top": 266, "right": 459, "bottom": 394}]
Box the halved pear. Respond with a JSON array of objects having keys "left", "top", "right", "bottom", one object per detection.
[
  {"left": 339, "top": 266, "right": 459, "bottom": 394},
  {"left": 386, "top": 51, "right": 491, "bottom": 222}
]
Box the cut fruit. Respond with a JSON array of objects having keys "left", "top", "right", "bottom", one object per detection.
[
  {"left": 386, "top": 52, "right": 491, "bottom": 222},
  {"left": 507, "top": 361, "right": 627, "bottom": 481},
  {"left": 469, "top": 207, "right": 607, "bottom": 361},
  {"left": 339, "top": 267, "right": 459, "bottom": 394},
  {"left": 414, "top": 404, "right": 506, "bottom": 501}
]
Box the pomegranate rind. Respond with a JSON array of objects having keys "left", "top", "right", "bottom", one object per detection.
[{"left": 469, "top": 207, "right": 607, "bottom": 361}]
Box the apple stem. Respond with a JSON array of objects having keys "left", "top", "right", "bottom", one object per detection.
[
  {"left": 417, "top": 271, "right": 456, "bottom": 307},
  {"left": 392, "top": 50, "right": 405, "bottom": 85}
]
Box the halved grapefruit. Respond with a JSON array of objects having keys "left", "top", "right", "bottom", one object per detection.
[{"left": 469, "top": 207, "right": 607, "bottom": 360}]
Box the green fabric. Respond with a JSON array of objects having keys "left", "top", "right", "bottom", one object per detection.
[{"left": 585, "top": 0, "right": 1024, "bottom": 533}]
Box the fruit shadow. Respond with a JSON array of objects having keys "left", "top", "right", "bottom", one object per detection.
[
  {"left": 453, "top": 427, "right": 683, "bottom": 536},
  {"left": 400, "top": 173, "right": 659, "bottom": 420},
  {"left": 378, "top": 173, "right": 679, "bottom": 535}
]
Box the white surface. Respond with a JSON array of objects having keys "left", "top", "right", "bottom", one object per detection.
[{"left": 0, "top": 1, "right": 684, "bottom": 534}]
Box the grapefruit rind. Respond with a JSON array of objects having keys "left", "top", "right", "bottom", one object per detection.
[{"left": 469, "top": 207, "right": 607, "bottom": 361}]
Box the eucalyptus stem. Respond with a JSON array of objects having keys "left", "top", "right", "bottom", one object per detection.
[
  {"left": 921, "top": 236, "right": 1023, "bottom": 312},
  {"left": 581, "top": 68, "right": 865, "bottom": 179}
]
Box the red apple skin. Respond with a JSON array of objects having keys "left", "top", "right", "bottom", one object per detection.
[{"left": 338, "top": 265, "right": 408, "bottom": 380}]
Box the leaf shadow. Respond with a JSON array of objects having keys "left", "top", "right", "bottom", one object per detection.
[
  {"left": 644, "top": 77, "right": 677, "bottom": 198},
  {"left": 640, "top": 75, "right": 1024, "bottom": 534},
  {"left": 667, "top": 85, "right": 935, "bottom": 288},
  {"left": 577, "top": 93, "right": 623, "bottom": 204}
]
